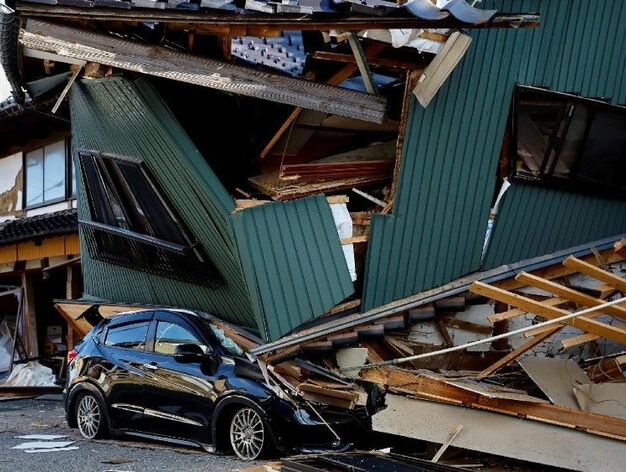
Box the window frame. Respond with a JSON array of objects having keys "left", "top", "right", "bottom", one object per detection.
[
  {"left": 23, "top": 138, "right": 76, "bottom": 210},
  {"left": 510, "top": 84, "right": 626, "bottom": 199},
  {"left": 103, "top": 320, "right": 152, "bottom": 352},
  {"left": 146, "top": 311, "right": 214, "bottom": 357}
]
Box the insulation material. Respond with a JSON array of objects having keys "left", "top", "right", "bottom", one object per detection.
[
  {"left": 331, "top": 203, "right": 357, "bottom": 281},
  {"left": 3, "top": 361, "right": 56, "bottom": 387},
  {"left": 358, "top": 29, "right": 445, "bottom": 54}
]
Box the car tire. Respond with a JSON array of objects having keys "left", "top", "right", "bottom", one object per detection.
[
  {"left": 75, "top": 392, "right": 108, "bottom": 439},
  {"left": 229, "top": 406, "right": 268, "bottom": 460}
]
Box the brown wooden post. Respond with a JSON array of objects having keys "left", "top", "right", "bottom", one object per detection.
[{"left": 21, "top": 271, "right": 39, "bottom": 358}]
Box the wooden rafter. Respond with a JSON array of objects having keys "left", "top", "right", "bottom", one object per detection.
[
  {"left": 563, "top": 256, "right": 626, "bottom": 293},
  {"left": 515, "top": 272, "right": 626, "bottom": 321},
  {"left": 470, "top": 282, "right": 626, "bottom": 345}
]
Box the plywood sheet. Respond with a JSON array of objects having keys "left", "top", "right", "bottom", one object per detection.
[
  {"left": 574, "top": 383, "right": 626, "bottom": 420},
  {"left": 519, "top": 356, "right": 591, "bottom": 409}
]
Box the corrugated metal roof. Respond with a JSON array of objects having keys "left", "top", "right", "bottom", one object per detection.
[
  {"left": 232, "top": 196, "right": 354, "bottom": 340},
  {"left": 482, "top": 183, "right": 626, "bottom": 269},
  {"left": 362, "top": 0, "right": 626, "bottom": 311},
  {"left": 71, "top": 76, "right": 353, "bottom": 340}
]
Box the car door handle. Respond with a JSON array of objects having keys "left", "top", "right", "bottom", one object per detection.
[{"left": 143, "top": 362, "right": 159, "bottom": 370}]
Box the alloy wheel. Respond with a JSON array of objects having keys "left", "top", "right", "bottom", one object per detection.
[
  {"left": 77, "top": 394, "right": 101, "bottom": 439},
  {"left": 229, "top": 407, "right": 265, "bottom": 460}
]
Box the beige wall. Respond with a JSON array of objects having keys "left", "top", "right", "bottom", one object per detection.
[{"left": 0, "top": 152, "right": 23, "bottom": 222}]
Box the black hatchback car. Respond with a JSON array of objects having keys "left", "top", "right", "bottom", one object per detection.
[{"left": 65, "top": 309, "right": 368, "bottom": 460}]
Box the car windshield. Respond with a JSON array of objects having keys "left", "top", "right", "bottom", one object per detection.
[{"left": 205, "top": 322, "right": 245, "bottom": 357}]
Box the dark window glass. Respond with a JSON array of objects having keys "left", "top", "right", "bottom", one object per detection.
[
  {"left": 105, "top": 321, "right": 150, "bottom": 350},
  {"left": 512, "top": 86, "right": 626, "bottom": 197},
  {"left": 77, "top": 150, "right": 222, "bottom": 288},
  {"left": 154, "top": 321, "right": 209, "bottom": 355}
]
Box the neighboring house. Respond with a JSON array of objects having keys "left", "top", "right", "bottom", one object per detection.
[{"left": 0, "top": 95, "right": 79, "bottom": 370}]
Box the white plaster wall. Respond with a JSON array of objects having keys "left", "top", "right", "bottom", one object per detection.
[
  {"left": 0, "top": 152, "right": 23, "bottom": 221},
  {"left": 25, "top": 200, "right": 73, "bottom": 217}
]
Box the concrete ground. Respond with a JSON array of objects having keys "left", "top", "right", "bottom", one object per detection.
[
  {"left": 0, "top": 397, "right": 260, "bottom": 472},
  {"left": 0, "top": 396, "right": 567, "bottom": 472}
]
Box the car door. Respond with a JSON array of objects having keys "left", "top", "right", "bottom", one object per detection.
[
  {"left": 140, "top": 311, "right": 220, "bottom": 442},
  {"left": 98, "top": 310, "right": 154, "bottom": 431}
]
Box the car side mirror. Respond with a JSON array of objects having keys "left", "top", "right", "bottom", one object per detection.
[{"left": 174, "top": 343, "right": 205, "bottom": 363}]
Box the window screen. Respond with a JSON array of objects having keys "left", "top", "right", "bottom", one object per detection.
[
  {"left": 154, "top": 321, "right": 209, "bottom": 355},
  {"left": 105, "top": 321, "right": 150, "bottom": 350}
]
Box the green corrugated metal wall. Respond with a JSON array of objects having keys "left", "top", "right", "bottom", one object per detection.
[
  {"left": 71, "top": 77, "right": 352, "bottom": 340},
  {"left": 232, "top": 196, "right": 353, "bottom": 340},
  {"left": 363, "top": 0, "right": 626, "bottom": 310},
  {"left": 483, "top": 183, "right": 626, "bottom": 269}
]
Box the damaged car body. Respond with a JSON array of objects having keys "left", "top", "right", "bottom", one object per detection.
[{"left": 64, "top": 308, "right": 374, "bottom": 459}]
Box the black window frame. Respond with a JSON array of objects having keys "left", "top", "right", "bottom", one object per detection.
[
  {"left": 23, "top": 137, "right": 76, "bottom": 210},
  {"left": 510, "top": 84, "right": 626, "bottom": 199},
  {"left": 77, "top": 150, "right": 222, "bottom": 288},
  {"left": 146, "top": 311, "right": 215, "bottom": 357},
  {"left": 104, "top": 319, "right": 152, "bottom": 352}
]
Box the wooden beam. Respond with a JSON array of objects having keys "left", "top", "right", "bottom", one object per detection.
[
  {"left": 365, "top": 368, "right": 626, "bottom": 441},
  {"left": 311, "top": 51, "right": 424, "bottom": 71},
  {"left": 516, "top": 272, "right": 626, "bottom": 321},
  {"left": 475, "top": 327, "right": 561, "bottom": 380},
  {"left": 22, "top": 20, "right": 386, "bottom": 123},
  {"left": 341, "top": 235, "right": 368, "bottom": 245},
  {"left": 470, "top": 282, "right": 626, "bottom": 345},
  {"left": 346, "top": 32, "right": 377, "bottom": 94},
  {"left": 494, "top": 249, "right": 625, "bottom": 291},
  {"left": 563, "top": 256, "right": 626, "bottom": 293},
  {"left": 16, "top": 4, "right": 541, "bottom": 30},
  {"left": 487, "top": 297, "right": 568, "bottom": 322},
  {"left": 259, "top": 41, "right": 387, "bottom": 158}
]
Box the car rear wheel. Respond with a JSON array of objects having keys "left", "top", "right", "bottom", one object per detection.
[
  {"left": 75, "top": 392, "right": 107, "bottom": 439},
  {"left": 229, "top": 407, "right": 267, "bottom": 460}
]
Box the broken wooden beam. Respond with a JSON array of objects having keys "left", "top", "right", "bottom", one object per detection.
[
  {"left": 21, "top": 19, "right": 387, "bottom": 123},
  {"left": 470, "top": 282, "right": 626, "bottom": 345},
  {"left": 475, "top": 327, "right": 561, "bottom": 380}
]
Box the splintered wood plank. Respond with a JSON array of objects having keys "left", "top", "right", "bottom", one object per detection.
[
  {"left": 563, "top": 256, "right": 626, "bottom": 293},
  {"left": 475, "top": 327, "right": 561, "bottom": 380},
  {"left": 470, "top": 282, "right": 626, "bottom": 345},
  {"left": 516, "top": 272, "right": 626, "bottom": 321},
  {"left": 22, "top": 20, "right": 386, "bottom": 123}
]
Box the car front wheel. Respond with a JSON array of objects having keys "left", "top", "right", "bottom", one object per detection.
[
  {"left": 75, "top": 392, "right": 107, "bottom": 439},
  {"left": 229, "top": 406, "right": 268, "bottom": 460}
]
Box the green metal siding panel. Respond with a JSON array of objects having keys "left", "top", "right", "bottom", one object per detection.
[
  {"left": 232, "top": 196, "right": 354, "bottom": 341},
  {"left": 483, "top": 184, "right": 626, "bottom": 269},
  {"left": 363, "top": 0, "right": 626, "bottom": 310},
  {"left": 72, "top": 77, "right": 353, "bottom": 340},
  {"left": 71, "top": 77, "right": 255, "bottom": 327}
]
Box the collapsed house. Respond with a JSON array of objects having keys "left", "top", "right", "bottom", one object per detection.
[{"left": 1, "top": 0, "right": 626, "bottom": 469}]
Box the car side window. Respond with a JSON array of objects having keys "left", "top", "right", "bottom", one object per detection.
[
  {"left": 105, "top": 321, "right": 150, "bottom": 350},
  {"left": 154, "top": 321, "right": 210, "bottom": 355}
]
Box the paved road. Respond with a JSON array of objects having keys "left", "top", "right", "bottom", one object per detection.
[{"left": 0, "top": 397, "right": 260, "bottom": 472}]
